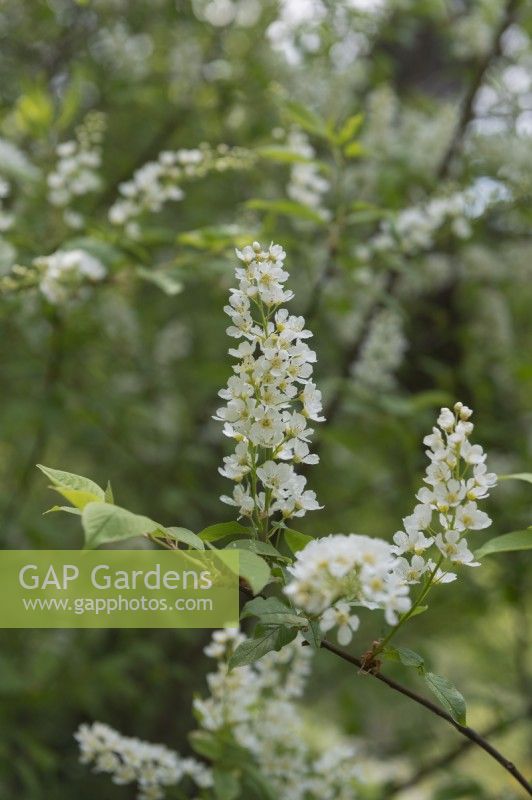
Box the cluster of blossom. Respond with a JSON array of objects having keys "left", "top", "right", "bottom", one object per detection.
[
  {"left": 286, "top": 129, "right": 331, "bottom": 221},
  {"left": 77, "top": 628, "right": 398, "bottom": 800},
  {"left": 108, "top": 143, "right": 253, "bottom": 237},
  {"left": 285, "top": 534, "right": 412, "bottom": 641},
  {"left": 391, "top": 402, "right": 496, "bottom": 584},
  {"left": 215, "top": 242, "right": 324, "bottom": 525},
  {"left": 194, "top": 628, "right": 369, "bottom": 800},
  {"left": 91, "top": 21, "right": 153, "bottom": 80},
  {"left": 74, "top": 721, "right": 212, "bottom": 800},
  {"left": 351, "top": 307, "right": 407, "bottom": 393},
  {"left": 47, "top": 112, "right": 106, "bottom": 226},
  {"left": 34, "top": 248, "right": 107, "bottom": 305},
  {"left": 0, "top": 177, "right": 13, "bottom": 233},
  {"left": 284, "top": 404, "right": 495, "bottom": 643},
  {"left": 356, "top": 179, "right": 510, "bottom": 263}
]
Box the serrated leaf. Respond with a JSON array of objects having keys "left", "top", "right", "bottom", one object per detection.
[
  {"left": 283, "top": 528, "right": 313, "bottom": 555},
  {"left": 337, "top": 113, "right": 363, "bottom": 144},
  {"left": 383, "top": 646, "right": 425, "bottom": 669},
  {"left": 234, "top": 550, "right": 271, "bottom": 594},
  {"left": 225, "top": 538, "right": 289, "bottom": 561},
  {"left": 245, "top": 199, "right": 326, "bottom": 225},
  {"left": 499, "top": 473, "right": 532, "bottom": 485},
  {"left": 37, "top": 465, "right": 104, "bottom": 500},
  {"left": 198, "top": 522, "right": 251, "bottom": 542},
  {"left": 165, "top": 526, "right": 204, "bottom": 550},
  {"left": 51, "top": 486, "right": 103, "bottom": 511},
  {"left": 425, "top": 672, "right": 467, "bottom": 725},
  {"left": 81, "top": 502, "right": 161, "bottom": 549},
  {"left": 476, "top": 530, "right": 532, "bottom": 558},
  {"left": 228, "top": 626, "right": 297, "bottom": 669},
  {"left": 240, "top": 596, "right": 306, "bottom": 627}
]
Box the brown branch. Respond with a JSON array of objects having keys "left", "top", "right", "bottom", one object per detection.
[
  {"left": 437, "top": 0, "right": 523, "bottom": 180},
  {"left": 386, "top": 709, "right": 531, "bottom": 796},
  {"left": 320, "top": 639, "right": 532, "bottom": 796}
]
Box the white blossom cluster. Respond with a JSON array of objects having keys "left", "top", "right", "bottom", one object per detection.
[
  {"left": 47, "top": 112, "right": 105, "bottom": 225},
  {"left": 285, "top": 403, "right": 496, "bottom": 644},
  {"left": 109, "top": 143, "right": 253, "bottom": 237},
  {"left": 215, "top": 242, "right": 324, "bottom": 528},
  {"left": 392, "top": 402, "right": 496, "bottom": 583},
  {"left": 286, "top": 129, "right": 331, "bottom": 221},
  {"left": 194, "top": 629, "right": 369, "bottom": 800},
  {"left": 351, "top": 307, "right": 407, "bottom": 393},
  {"left": 74, "top": 721, "right": 212, "bottom": 800},
  {"left": 356, "top": 179, "right": 510, "bottom": 263},
  {"left": 0, "top": 177, "right": 14, "bottom": 233},
  {"left": 91, "top": 22, "right": 154, "bottom": 80},
  {"left": 34, "top": 248, "right": 107, "bottom": 305},
  {"left": 285, "top": 534, "right": 412, "bottom": 639}
]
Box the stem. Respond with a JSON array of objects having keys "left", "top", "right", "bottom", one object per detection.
[
  {"left": 374, "top": 554, "right": 444, "bottom": 657},
  {"left": 320, "top": 638, "right": 532, "bottom": 796}
]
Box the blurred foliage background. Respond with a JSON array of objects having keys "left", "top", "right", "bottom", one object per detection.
[{"left": 0, "top": 0, "right": 531, "bottom": 797}]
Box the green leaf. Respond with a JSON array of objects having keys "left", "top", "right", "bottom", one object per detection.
[
  {"left": 424, "top": 672, "right": 467, "bottom": 725},
  {"left": 228, "top": 626, "right": 297, "bottom": 669},
  {"left": 234, "top": 550, "right": 271, "bottom": 594},
  {"left": 245, "top": 199, "right": 326, "bottom": 225},
  {"left": 240, "top": 596, "right": 306, "bottom": 627},
  {"left": 165, "top": 526, "right": 205, "bottom": 550},
  {"left": 225, "top": 538, "right": 289, "bottom": 562},
  {"left": 343, "top": 140, "right": 365, "bottom": 158},
  {"left": 337, "top": 113, "right": 363, "bottom": 144},
  {"left": 283, "top": 528, "right": 313, "bottom": 555},
  {"left": 409, "top": 605, "right": 428, "bottom": 618},
  {"left": 213, "top": 768, "right": 240, "bottom": 800},
  {"left": 37, "top": 465, "right": 104, "bottom": 500},
  {"left": 499, "top": 473, "right": 532, "bottom": 485},
  {"left": 476, "top": 530, "right": 532, "bottom": 558},
  {"left": 283, "top": 100, "right": 328, "bottom": 138},
  {"left": 81, "top": 502, "right": 161, "bottom": 549},
  {"left": 43, "top": 505, "right": 82, "bottom": 516},
  {"left": 104, "top": 481, "right": 114, "bottom": 504},
  {"left": 136, "top": 267, "right": 183, "bottom": 296},
  {"left": 256, "top": 146, "right": 313, "bottom": 164},
  {"left": 51, "top": 486, "right": 103, "bottom": 511},
  {"left": 189, "top": 731, "right": 223, "bottom": 761},
  {"left": 302, "top": 619, "right": 322, "bottom": 649},
  {"left": 383, "top": 646, "right": 425, "bottom": 670},
  {"left": 198, "top": 522, "right": 251, "bottom": 542}
]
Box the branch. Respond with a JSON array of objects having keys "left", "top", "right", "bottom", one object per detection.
[
  {"left": 437, "top": 0, "right": 522, "bottom": 180},
  {"left": 386, "top": 709, "right": 531, "bottom": 796},
  {"left": 320, "top": 639, "right": 532, "bottom": 796}
]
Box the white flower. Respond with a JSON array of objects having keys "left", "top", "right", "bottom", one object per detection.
[
  {"left": 319, "top": 601, "right": 360, "bottom": 645},
  {"left": 216, "top": 243, "right": 323, "bottom": 523},
  {"left": 284, "top": 533, "right": 412, "bottom": 620},
  {"left": 435, "top": 531, "right": 480, "bottom": 566},
  {"left": 35, "top": 248, "right": 107, "bottom": 305},
  {"left": 454, "top": 501, "right": 492, "bottom": 531}
]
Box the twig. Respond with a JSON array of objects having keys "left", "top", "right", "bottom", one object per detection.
[
  {"left": 320, "top": 638, "right": 532, "bottom": 795},
  {"left": 437, "top": 0, "right": 522, "bottom": 179},
  {"left": 386, "top": 709, "right": 531, "bottom": 796}
]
